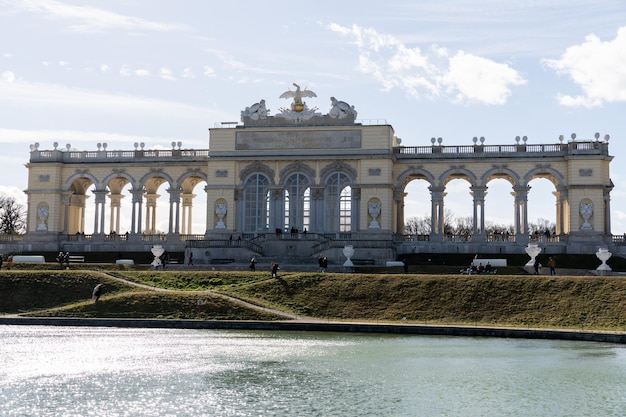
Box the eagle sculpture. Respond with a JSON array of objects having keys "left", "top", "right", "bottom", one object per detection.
[{"left": 279, "top": 83, "right": 317, "bottom": 111}]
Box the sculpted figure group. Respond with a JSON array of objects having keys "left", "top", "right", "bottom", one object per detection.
[{"left": 241, "top": 82, "right": 357, "bottom": 123}]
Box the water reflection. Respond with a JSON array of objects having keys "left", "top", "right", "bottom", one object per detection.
[{"left": 1, "top": 326, "right": 625, "bottom": 416}]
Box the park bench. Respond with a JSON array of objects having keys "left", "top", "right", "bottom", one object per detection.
[
  {"left": 211, "top": 258, "right": 235, "bottom": 264},
  {"left": 68, "top": 255, "right": 85, "bottom": 263},
  {"left": 352, "top": 259, "right": 375, "bottom": 265},
  {"left": 11, "top": 255, "right": 45, "bottom": 263}
]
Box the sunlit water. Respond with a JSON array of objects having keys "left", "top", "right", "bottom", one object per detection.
[{"left": 1, "top": 326, "right": 625, "bottom": 416}]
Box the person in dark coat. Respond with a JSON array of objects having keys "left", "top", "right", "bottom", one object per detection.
[
  {"left": 249, "top": 257, "right": 256, "bottom": 271},
  {"left": 271, "top": 262, "right": 279, "bottom": 278},
  {"left": 534, "top": 259, "right": 541, "bottom": 275},
  {"left": 92, "top": 284, "right": 104, "bottom": 302}
]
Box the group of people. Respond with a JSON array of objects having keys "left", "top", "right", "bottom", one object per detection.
[
  {"left": 318, "top": 254, "right": 328, "bottom": 272},
  {"left": 56, "top": 251, "right": 71, "bottom": 269},
  {"left": 466, "top": 262, "right": 495, "bottom": 275},
  {"left": 0, "top": 254, "right": 13, "bottom": 270},
  {"left": 534, "top": 256, "right": 557, "bottom": 275},
  {"left": 249, "top": 257, "right": 279, "bottom": 278}
]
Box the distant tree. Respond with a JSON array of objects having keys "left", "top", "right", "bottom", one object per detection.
[
  {"left": 404, "top": 216, "right": 431, "bottom": 235},
  {"left": 0, "top": 195, "right": 26, "bottom": 234},
  {"left": 528, "top": 218, "right": 556, "bottom": 234}
]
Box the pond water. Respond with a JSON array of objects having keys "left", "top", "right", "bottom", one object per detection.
[{"left": 1, "top": 325, "right": 625, "bottom": 416}]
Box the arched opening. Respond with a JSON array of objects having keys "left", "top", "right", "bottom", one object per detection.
[
  {"left": 180, "top": 175, "right": 208, "bottom": 235},
  {"left": 484, "top": 178, "right": 515, "bottom": 240},
  {"left": 403, "top": 178, "right": 431, "bottom": 235},
  {"left": 283, "top": 172, "right": 311, "bottom": 232},
  {"left": 527, "top": 178, "right": 557, "bottom": 240},
  {"left": 443, "top": 178, "right": 473, "bottom": 239}
]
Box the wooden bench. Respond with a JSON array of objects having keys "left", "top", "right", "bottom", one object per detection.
[{"left": 211, "top": 258, "right": 235, "bottom": 264}]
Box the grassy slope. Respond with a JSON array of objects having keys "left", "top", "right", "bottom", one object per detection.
[{"left": 2, "top": 270, "right": 626, "bottom": 330}]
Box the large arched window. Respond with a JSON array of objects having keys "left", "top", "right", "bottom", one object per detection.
[
  {"left": 243, "top": 173, "right": 270, "bottom": 232},
  {"left": 324, "top": 172, "right": 352, "bottom": 232},
  {"left": 284, "top": 173, "right": 311, "bottom": 231}
]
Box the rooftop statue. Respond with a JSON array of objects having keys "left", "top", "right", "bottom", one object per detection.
[
  {"left": 329, "top": 97, "right": 358, "bottom": 119},
  {"left": 241, "top": 99, "right": 269, "bottom": 121},
  {"left": 279, "top": 83, "right": 317, "bottom": 112}
]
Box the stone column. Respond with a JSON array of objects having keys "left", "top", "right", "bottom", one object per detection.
[
  {"left": 61, "top": 192, "right": 71, "bottom": 234},
  {"left": 181, "top": 193, "right": 195, "bottom": 235},
  {"left": 512, "top": 186, "right": 529, "bottom": 243},
  {"left": 604, "top": 190, "right": 612, "bottom": 235},
  {"left": 144, "top": 193, "right": 159, "bottom": 234},
  {"left": 167, "top": 188, "right": 182, "bottom": 234},
  {"left": 554, "top": 188, "right": 568, "bottom": 236},
  {"left": 429, "top": 186, "right": 445, "bottom": 242},
  {"left": 108, "top": 193, "right": 123, "bottom": 234},
  {"left": 393, "top": 190, "right": 406, "bottom": 235},
  {"left": 92, "top": 189, "right": 108, "bottom": 235},
  {"left": 352, "top": 186, "right": 361, "bottom": 232},
  {"left": 310, "top": 186, "right": 325, "bottom": 232},
  {"left": 130, "top": 189, "right": 144, "bottom": 234},
  {"left": 470, "top": 186, "right": 486, "bottom": 241},
  {"left": 269, "top": 187, "right": 283, "bottom": 232}
]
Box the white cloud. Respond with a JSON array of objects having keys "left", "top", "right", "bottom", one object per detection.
[
  {"left": 5, "top": 0, "right": 187, "bottom": 33},
  {"left": 159, "top": 67, "right": 176, "bottom": 81},
  {"left": 0, "top": 73, "right": 211, "bottom": 119},
  {"left": 441, "top": 51, "right": 526, "bottom": 105},
  {"left": 1, "top": 71, "right": 16, "bottom": 83},
  {"left": 134, "top": 69, "right": 151, "bottom": 77},
  {"left": 119, "top": 65, "right": 131, "bottom": 76},
  {"left": 328, "top": 23, "right": 525, "bottom": 105},
  {"left": 2, "top": 53, "right": 12, "bottom": 59},
  {"left": 100, "top": 64, "right": 110, "bottom": 73},
  {"left": 544, "top": 27, "right": 626, "bottom": 108},
  {"left": 0, "top": 185, "right": 27, "bottom": 205},
  {"left": 203, "top": 65, "right": 216, "bottom": 77},
  {"left": 182, "top": 68, "right": 195, "bottom": 78}
]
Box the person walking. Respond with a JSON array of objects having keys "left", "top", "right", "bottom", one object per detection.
[
  {"left": 188, "top": 252, "right": 193, "bottom": 265},
  {"left": 249, "top": 257, "right": 256, "bottom": 271},
  {"left": 548, "top": 257, "right": 556, "bottom": 275},
  {"left": 92, "top": 284, "right": 104, "bottom": 302},
  {"left": 271, "top": 262, "right": 279, "bottom": 278},
  {"left": 534, "top": 258, "right": 541, "bottom": 275}
]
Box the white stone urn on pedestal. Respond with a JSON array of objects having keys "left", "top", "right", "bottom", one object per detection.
[
  {"left": 596, "top": 247, "right": 612, "bottom": 272},
  {"left": 215, "top": 203, "right": 227, "bottom": 229},
  {"left": 368, "top": 202, "right": 381, "bottom": 229},
  {"left": 525, "top": 242, "right": 542, "bottom": 267},
  {"left": 343, "top": 245, "right": 355, "bottom": 267},
  {"left": 151, "top": 244, "right": 165, "bottom": 269}
]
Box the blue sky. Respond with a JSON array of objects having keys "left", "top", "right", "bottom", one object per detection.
[{"left": 1, "top": 0, "right": 626, "bottom": 234}]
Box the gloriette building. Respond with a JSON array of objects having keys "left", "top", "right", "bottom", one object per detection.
[{"left": 7, "top": 83, "right": 620, "bottom": 264}]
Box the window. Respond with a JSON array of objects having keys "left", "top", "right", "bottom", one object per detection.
[{"left": 243, "top": 173, "right": 270, "bottom": 232}]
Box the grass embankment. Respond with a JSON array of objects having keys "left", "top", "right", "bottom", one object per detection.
[
  {"left": 0, "top": 270, "right": 281, "bottom": 321},
  {"left": 2, "top": 269, "right": 626, "bottom": 331}
]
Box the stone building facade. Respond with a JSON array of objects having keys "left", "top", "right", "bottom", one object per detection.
[{"left": 6, "top": 85, "right": 618, "bottom": 263}]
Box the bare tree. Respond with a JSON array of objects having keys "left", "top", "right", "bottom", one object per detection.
[
  {"left": 0, "top": 195, "right": 26, "bottom": 234},
  {"left": 404, "top": 216, "right": 431, "bottom": 234}
]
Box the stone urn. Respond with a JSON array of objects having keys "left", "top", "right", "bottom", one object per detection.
[
  {"left": 151, "top": 244, "right": 165, "bottom": 269},
  {"left": 215, "top": 203, "right": 227, "bottom": 229},
  {"left": 525, "top": 242, "right": 541, "bottom": 267},
  {"left": 343, "top": 245, "right": 355, "bottom": 267},
  {"left": 596, "top": 247, "right": 612, "bottom": 272}
]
